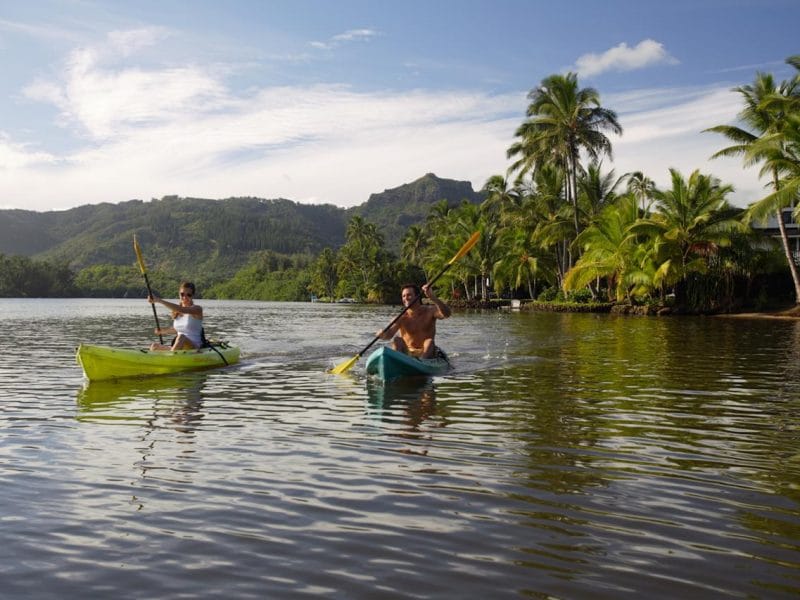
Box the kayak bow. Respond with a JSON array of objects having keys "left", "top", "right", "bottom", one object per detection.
[{"left": 76, "top": 343, "right": 240, "bottom": 381}]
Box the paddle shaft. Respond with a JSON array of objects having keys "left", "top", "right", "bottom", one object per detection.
[
  {"left": 134, "top": 236, "right": 164, "bottom": 344},
  {"left": 353, "top": 261, "right": 455, "bottom": 360},
  {"left": 142, "top": 270, "right": 165, "bottom": 344}
]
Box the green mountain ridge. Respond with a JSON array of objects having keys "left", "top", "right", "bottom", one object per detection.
[
  {"left": 0, "top": 173, "right": 484, "bottom": 280},
  {"left": 350, "top": 173, "right": 484, "bottom": 250}
]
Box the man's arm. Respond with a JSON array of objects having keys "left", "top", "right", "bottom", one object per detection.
[
  {"left": 376, "top": 319, "right": 402, "bottom": 340},
  {"left": 422, "top": 284, "right": 451, "bottom": 319}
]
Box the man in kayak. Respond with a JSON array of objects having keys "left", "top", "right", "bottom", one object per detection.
[
  {"left": 376, "top": 283, "right": 451, "bottom": 358},
  {"left": 147, "top": 281, "right": 204, "bottom": 351}
]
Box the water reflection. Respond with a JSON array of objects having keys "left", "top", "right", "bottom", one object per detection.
[
  {"left": 76, "top": 373, "right": 210, "bottom": 512},
  {"left": 76, "top": 373, "right": 206, "bottom": 433},
  {"left": 2, "top": 301, "right": 799, "bottom": 598},
  {"left": 365, "top": 377, "right": 444, "bottom": 452}
]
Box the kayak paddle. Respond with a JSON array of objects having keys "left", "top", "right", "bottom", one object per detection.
[
  {"left": 133, "top": 234, "right": 164, "bottom": 344},
  {"left": 329, "top": 231, "right": 480, "bottom": 375}
]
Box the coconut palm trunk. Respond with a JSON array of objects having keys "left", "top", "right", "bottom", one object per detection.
[{"left": 774, "top": 198, "right": 800, "bottom": 303}]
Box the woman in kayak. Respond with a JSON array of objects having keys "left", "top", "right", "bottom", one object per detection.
[
  {"left": 147, "top": 281, "right": 204, "bottom": 351},
  {"left": 376, "top": 283, "right": 450, "bottom": 358}
]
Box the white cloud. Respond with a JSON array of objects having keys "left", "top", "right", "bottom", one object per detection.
[
  {"left": 3, "top": 33, "right": 518, "bottom": 210},
  {"left": 21, "top": 79, "right": 65, "bottom": 107},
  {"left": 609, "top": 84, "right": 764, "bottom": 206},
  {"left": 575, "top": 39, "right": 678, "bottom": 77},
  {"left": 0, "top": 31, "right": 765, "bottom": 213},
  {"left": 107, "top": 26, "right": 171, "bottom": 56},
  {"left": 332, "top": 28, "right": 378, "bottom": 43},
  {"left": 0, "top": 17, "right": 83, "bottom": 43},
  {"left": 24, "top": 44, "right": 228, "bottom": 140},
  {"left": 0, "top": 134, "right": 57, "bottom": 169},
  {"left": 310, "top": 28, "right": 379, "bottom": 51}
]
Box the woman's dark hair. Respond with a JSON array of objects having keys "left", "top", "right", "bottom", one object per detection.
[{"left": 180, "top": 281, "right": 196, "bottom": 294}]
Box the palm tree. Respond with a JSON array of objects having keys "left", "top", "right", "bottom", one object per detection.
[
  {"left": 577, "top": 161, "right": 625, "bottom": 227},
  {"left": 705, "top": 57, "right": 800, "bottom": 305},
  {"left": 453, "top": 201, "right": 498, "bottom": 300},
  {"left": 507, "top": 72, "right": 622, "bottom": 237},
  {"left": 494, "top": 225, "right": 556, "bottom": 299},
  {"left": 310, "top": 247, "right": 338, "bottom": 301},
  {"left": 747, "top": 114, "right": 800, "bottom": 218},
  {"left": 482, "top": 174, "right": 521, "bottom": 217},
  {"left": 337, "top": 216, "right": 386, "bottom": 301},
  {"left": 626, "top": 171, "right": 656, "bottom": 215},
  {"left": 401, "top": 224, "right": 428, "bottom": 280},
  {"left": 564, "top": 194, "right": 642, "bottom": 301},
  {"left": 632, "top": 169, "right": 743, "bottom": 308},
  {"left": 520, "top": 165, "right": 574, "bottom": 287},
  {"left": 425, "top": 199, "right": 452, "bottom": 235}
]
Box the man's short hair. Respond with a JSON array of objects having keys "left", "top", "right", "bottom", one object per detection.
[{"left": 401, "top": 283, "right": 421, "bottom": 298}]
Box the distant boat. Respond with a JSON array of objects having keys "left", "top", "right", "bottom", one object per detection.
[{"left": 337, "top": 297, "right": 357, "bottom": 304}]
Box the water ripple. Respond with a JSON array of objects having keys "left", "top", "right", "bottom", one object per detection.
[{"left": 0, "top": 300, "right": 799, "bottom": 598}]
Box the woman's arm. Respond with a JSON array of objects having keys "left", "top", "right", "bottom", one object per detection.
[{"left": 149, "top": 295, "right": 203, "bottom": 317}]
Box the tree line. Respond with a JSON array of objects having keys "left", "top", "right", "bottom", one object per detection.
[
  {"left": 0, "top": 254, "right": 77, "bottom": 297},
  {"left": 304, "top": 57, "right": 800, "bottom": 312},
  {"left": 4, "top": 57, "right": 800, "bottom": 311}
]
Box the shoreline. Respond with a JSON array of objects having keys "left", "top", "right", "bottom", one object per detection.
[
  {"left": 452, "top": 299, "right": 800, "bottom": 320},
  {"left": 712, "top": 309, "right": 800, "bottom": 320}
]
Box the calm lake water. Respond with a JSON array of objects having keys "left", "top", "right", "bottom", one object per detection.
[{"left": 1, "top": 298, "right": 799, "bottom": 598}]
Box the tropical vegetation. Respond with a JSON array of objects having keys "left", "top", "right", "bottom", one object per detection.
[
  {"left": 3, "top": 58, "right": 800, "bottom": 314},
  {"left": 0, "top": 254, "right": 77, "bottom": 297},
  {"left": 705, "top": 56, "right": 800, "bottom": 305}
]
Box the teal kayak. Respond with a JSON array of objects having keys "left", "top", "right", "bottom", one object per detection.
[{"left": 365, "top": 346, "right": 450, "bottom": 381}]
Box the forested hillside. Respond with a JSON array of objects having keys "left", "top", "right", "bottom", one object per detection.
[
  {"left": 0, "top": 173, "right": 482, "bottom": 274},
  {"left": 40, "top": 197, "right": 346, "bottom": 270},
  {"left": 0, "top": 173, "right": 483, "bottom": 298},
  {"left": 349, "top": 173, "right": 484, "bottom": 250}
]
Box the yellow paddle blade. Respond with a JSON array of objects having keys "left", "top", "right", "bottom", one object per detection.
[
  {"left": 449, "top": 231, "right": 480, "bottom": 264},
  {"left": 328, "top": 354, "right": 360, "bottom": 375},
  {"left": 133, "top": 235, "right": 147, "bottom": 275}
]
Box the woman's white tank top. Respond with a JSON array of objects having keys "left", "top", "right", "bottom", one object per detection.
[{"left": 173, "top": 313, "right": 203, "bottom": 347}]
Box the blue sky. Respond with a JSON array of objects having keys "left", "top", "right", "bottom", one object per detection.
[{"left": 1, "top": 0, "right": 798, "bottom": 212}]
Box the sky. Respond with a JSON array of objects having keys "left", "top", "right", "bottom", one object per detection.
[{"left": 0, "top": 0, "right": 798, "bottom": 213}]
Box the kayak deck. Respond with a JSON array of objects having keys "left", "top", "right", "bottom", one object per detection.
[
  {"left": 76, "top": 343, "right": 240, "bottom": 381},
  {"left": 365, "top": 346, "right": 450, "bottom": 382}
]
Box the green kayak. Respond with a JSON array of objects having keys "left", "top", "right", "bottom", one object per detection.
[
  {"left": 76, "top": 343, "right": 240, "bottom": 381},
  {"left": 365, "top": 346, "right": 450, "bottom": 382}
]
